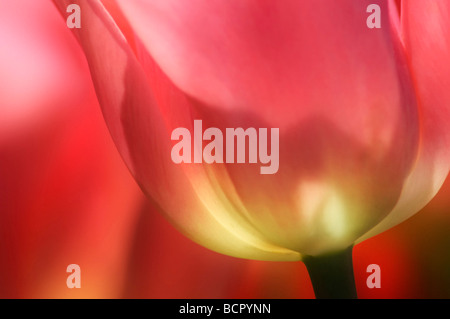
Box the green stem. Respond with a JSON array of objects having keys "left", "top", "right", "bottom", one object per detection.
[{"left": 302, "top": 245, "right": 357, "bottom": 299}]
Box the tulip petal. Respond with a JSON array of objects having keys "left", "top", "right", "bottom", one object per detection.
[
  {"left": 118, "top": 0, "right": 420, "bottom": 254},
  {"left": 117, "top": 0, "right": 414, "bottom": 128},
  {"left": 53, "top": 0, "right": 300, "bottom": 261},
  {"left": 358, "top": 0, "right": 450, "bottom": 242}
]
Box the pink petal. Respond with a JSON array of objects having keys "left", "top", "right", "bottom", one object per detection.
[
  {"left": 117, "top": 0, "right": 414, "bottom": 129},
  {"left": 119, "top": 0, "right": 420, "bottom": 254},
  {"left": 53, "top": 0, "right": 300, "bottom": 261},
  {"left": 359, "top": 0, "right": 450, "bottom": 241},
  {"left": 90, "top": 0, "right": 424, "bottom": 255}
]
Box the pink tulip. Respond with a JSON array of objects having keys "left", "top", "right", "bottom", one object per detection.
[{"left": 53, "top": 0, "right": 450, "bottom": 297}]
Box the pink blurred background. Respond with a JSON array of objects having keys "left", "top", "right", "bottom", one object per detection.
[{"left": 0, "top": 1, "right": 449, "bottom": 299}]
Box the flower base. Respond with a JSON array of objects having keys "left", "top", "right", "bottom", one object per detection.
[{"left": 303, "top": 245, "right": 357, "bottom": 299}]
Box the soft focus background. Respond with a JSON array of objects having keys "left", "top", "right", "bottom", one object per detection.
[{"left": 0, "top": 1, "right": 449, "bottom": 299}]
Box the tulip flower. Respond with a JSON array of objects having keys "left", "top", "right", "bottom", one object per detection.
[{"left": 52, "top": 0, "right": 450, "bottom": 298}]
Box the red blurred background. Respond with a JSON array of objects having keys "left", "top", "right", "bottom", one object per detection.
[{"left": 0, "top": 1, "right": 449, "bottom": 299}]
